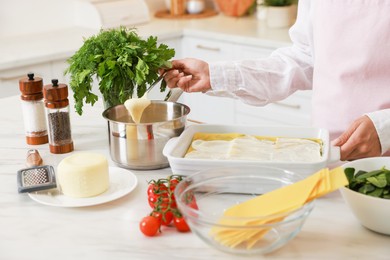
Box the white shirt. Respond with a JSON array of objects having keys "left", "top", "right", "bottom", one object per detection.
[{"left": 208, "top": 0, "right": 390, "bottom": 154}]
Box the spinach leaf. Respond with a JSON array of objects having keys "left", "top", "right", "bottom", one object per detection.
[
  {"left": 344, "top": 167, "right": 355, "bottom": 184},
  {"left": 344, "top": 166, "right": 390, "bottom": 199}
]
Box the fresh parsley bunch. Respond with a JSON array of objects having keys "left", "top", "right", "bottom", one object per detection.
[{"left": 65, "top": 27, "right": 175, "bottom": 115}]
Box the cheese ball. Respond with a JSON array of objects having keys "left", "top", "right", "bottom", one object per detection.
[{"left": 57, "top": 152, "right": 109, "bottom": 198}]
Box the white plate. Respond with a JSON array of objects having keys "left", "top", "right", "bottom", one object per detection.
[{"left": 28, "top": 167, "right": 138, "bottom": 207}]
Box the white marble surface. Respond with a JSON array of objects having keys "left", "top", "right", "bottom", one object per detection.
[{"left": 1, "top": 94, "right": 390, "bottom": 260}]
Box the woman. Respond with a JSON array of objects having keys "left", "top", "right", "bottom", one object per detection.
[{"left": 163, "top": 0, "right": 390, "bottom": 161}]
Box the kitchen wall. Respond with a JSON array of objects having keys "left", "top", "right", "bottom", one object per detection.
[
  {"left": 0, "top": 0, "right": 99, "bottom": 38},
  {"left": 0, "top": 0, "right": 71, "bottom": 37}
]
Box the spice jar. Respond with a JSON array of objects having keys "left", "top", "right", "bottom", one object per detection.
[
  {"left": 43, "top": 79, "right": 74, "bottom": 154},
  {"left": 170, "top": 0, "right": 186, "bottom": 16},
  {"left": 19, "top": 73, "right": 48, "bottom": 145}
]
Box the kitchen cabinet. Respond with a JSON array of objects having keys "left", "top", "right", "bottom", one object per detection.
[
  {"left": 181, "top": 36, "right": 239, "bottom": 61},
  {"left": 178, "top": 36, "right": 237, "bottom": 124},
  {"left": 236, "top": 91, "right": 312, "bottom": 126},
  {"left": 239, "top": 44, "right": 275, "bottom": 59}
]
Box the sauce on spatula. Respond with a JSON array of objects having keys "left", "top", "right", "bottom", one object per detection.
[{"left": 124, "top": 93, "right": 151, "bottom": 124}]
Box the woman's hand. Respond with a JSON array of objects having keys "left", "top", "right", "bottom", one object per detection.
[
  {"left": 332, "top": 115, "right": 381, "bottom": 161},
  {"left": 163, "top": 58, "right": 212, "bottom": 93}
]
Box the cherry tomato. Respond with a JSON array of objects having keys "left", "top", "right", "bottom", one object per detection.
[
  {"left": 139, "top": 216, "right": 161, "bottom": 237},
  {"left": 169, "top": 178, "right": 180, "bottom": 193},
  {"left": 169, "top": 199, "right": 177, "bottom": 209},
  {"left": 149, "top": 196, "right": 170, "bottom": 210},
  {"left": 147, "top": 183, "right": 157, "bottom": 197},
  {"left": 152, "top": 211, "right": 173, "bottom": 226},
  {"left": 147, "top": 182, "right": 168, "bottom": 198},
  {"left": 173, "top": 216, "right": 190, "bottom": 232},
  {"left": 148, "top": 195, "right": 158, "bottom": 209},
  {"left": 147, "top": 182, "right": 170, "bottom": 209}
]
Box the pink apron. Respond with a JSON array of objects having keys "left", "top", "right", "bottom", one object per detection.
[{"left": 311, "top": 0, "right": 390, "bottom": 141}]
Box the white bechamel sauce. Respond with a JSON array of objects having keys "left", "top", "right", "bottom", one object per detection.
[
  {"left": 124, "top": 93, "right": 151, "bottom": 124},
  {"left": 185, "top": 135, "right": 322, "bottom": 162}
]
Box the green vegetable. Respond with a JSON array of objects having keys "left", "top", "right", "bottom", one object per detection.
[
  {"left": 65, "top": 26, "right": 175, "bottom": 115},
  {"left": 263, "top": 0, "right": 294, "bottom": 7},
  {"left": 344, "top": 166, "right": 390, "bottom": 199}
]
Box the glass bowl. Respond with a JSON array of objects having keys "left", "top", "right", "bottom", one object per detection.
[{"left": 174, "top": 165, "right": 315, "bottom": 255}]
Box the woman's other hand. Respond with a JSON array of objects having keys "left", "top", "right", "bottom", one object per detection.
[
  {"left": 163, "top": 58, "right": 212, "bottom": 93},
  {"left": 332, "top": 115, "right": 382, "bottom": 161}
]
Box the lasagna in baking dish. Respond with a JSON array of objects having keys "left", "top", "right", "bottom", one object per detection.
[{"left": 184, "top": 133, "right": 323, "bottom": 163}]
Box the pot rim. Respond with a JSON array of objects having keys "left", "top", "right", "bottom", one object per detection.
[{"left": 101, "top": 100, "right": 191, "bottom": 125}]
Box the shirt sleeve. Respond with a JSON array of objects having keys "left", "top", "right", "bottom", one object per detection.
[
  {"left": 207, "top": 0, "right": 314, "bottom": 106},
  {"left": 366, "top": 109, "right": 390, "bottom": 154}
]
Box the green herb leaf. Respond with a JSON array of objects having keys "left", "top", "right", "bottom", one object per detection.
[{"left": 160, "top": 79, "right": 167, "bottom": 93}]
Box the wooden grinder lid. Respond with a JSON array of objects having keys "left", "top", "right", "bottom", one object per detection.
[
  {"left": 19, "top": 73, "right": 43, "bottom": 101},
  {"left": 43, "top": 79, "right": 69, "bottom": 108}
]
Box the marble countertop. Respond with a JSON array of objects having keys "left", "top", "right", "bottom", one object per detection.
[
  {"left": 0, "top": 14, "right": 291, "bottom": 71},
  {"left": 1, "top": 94, "right": 390, "bottom": 260}
]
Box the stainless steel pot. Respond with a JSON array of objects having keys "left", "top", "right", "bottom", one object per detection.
[{"left": 102, "top": 101, "right": 190, "bottom": 170}]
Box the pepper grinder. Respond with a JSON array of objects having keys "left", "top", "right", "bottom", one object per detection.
[
  {"left": 19, "top": 73, "right": 49, "bottom": 145},
  {"left": 43, "top": 79, "right": 74, "bottom": 154}
]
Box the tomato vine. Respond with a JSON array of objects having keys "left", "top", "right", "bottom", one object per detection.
[{"left": 140, "top": 175, "right": 195, "bottom": 237}]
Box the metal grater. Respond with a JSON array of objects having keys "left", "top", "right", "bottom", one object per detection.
[{"left": 17, "top": 165, "right": 56, "bottom": 193}]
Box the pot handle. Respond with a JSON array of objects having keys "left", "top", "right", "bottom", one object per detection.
[
  {"left": 328, "top": 145, "right": 341, "bottom": 163},
  {"left": 162, "top": 137, "right": 179, "bottom": 157}
]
